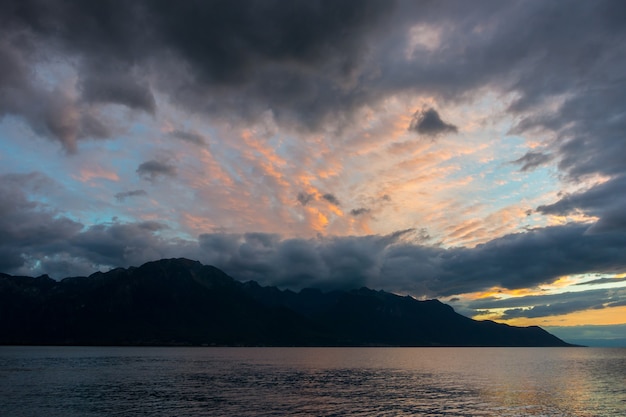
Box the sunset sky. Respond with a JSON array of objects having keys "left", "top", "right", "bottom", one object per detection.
[{"left": 1, "top": 0, "right": 625, "bottom": 345}]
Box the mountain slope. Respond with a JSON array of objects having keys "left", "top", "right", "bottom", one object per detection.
[
  {"left": 242, "top": 283, "right": 571, "bottom": 347},
  {"left": 0, "top": 258, "right": 573, "bottom": 346}
]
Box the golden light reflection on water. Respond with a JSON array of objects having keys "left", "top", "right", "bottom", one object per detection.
[{"left": 476, "top": 348, "right": 600, "bottom": 415}]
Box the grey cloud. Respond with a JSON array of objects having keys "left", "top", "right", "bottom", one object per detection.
[
  {"left": 136, "top": 160, "right": 177, "bottom": 182},
  {"left": 607, "top": 299, "right": 626, "bottom": 308},
  {"left": 467, "top": 287, "right": 626, "bottom": 319},
  {"left": 514, "top": 87, "right": 626, "bottom": 181},
  {"left": 511, "top": 151, "right": 554, "bottom": 172},
  {"left": 469, "top": 288, "right": 622, "bottom": 310},
  {"left": 138, "top": 221, "right": 168, "bottom": 231},
  {"left": 497, "top": 2, "right": 626, "bottom": 188},
  {"left": 576, "top": 276, "right": 626, "bottom": 286},
  {"left": 434, "top": 224, "right": 626, "bottom": 296},
  {"left": 2, "top": 215, "right": 179, "bottom": 278},
  {"left": 115, "top": 189, "right": 148, "bottom": 201},
  {"left": 0, "top": 0, "right": 395, "bottom": 144},
  {"left": 193, "top": 223, "right": 626, "bottom": 298},
  {"left": 65, "top": 220, "right": 194, "bottom": 276},
  {"left": 39, "top": 92, "right": 112, "bottom": 153},
  {"left": 322, "top": 193, "right": 341, "bottom": 206},
  {"left": 373, "top": 223, "right": 626, "bottom": 297},
  {"left": 197, "top": 231, "right": 410, "bottom": 290},
  {"left": 408, "top": 108, "right": 458, "bottom": 137},
  {"left": 79, "top": 61, "right": 156, "bottom": 114},
  {"left": 502, "top": 303, "right": 598, "bottom": 320},
  {"left": 297, "top": 192, "right": 315, "bottom": 206},
  {"left": 350, "top": 208, "right": 371, "bottom": 216},
  {"left": 0, "top": 174, "right": 83, "bottom": 249},
  {"left": 0, "top": 173, "right": 83, "bottom": 273},
  {"left": 169, "top": 130, "right": 207, "bottom": 146},
  {"left": 537, "top": 175, "right": 626, "bottom": 233},
  {"left": 0, "top": 37, "right": 112, "bottom": 153},
  {"left": 538, "top": 175, "right": 626, "bottom": 214}
]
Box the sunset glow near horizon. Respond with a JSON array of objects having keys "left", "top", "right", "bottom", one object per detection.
[{"left": 1, "top": 1, "right": 625, "bottom": 344}]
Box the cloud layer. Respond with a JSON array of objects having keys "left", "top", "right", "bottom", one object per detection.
[{"left": 3, "top": 172, "right": 625, "bottom": 311}]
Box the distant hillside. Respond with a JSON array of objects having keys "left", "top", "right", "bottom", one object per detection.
[{"left": 0, "top": 258, "right": 573, "bottom": 347}]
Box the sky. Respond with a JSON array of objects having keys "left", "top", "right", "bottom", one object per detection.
[{"left": 1, "top": 0, "right": 625, "bottom": 346}]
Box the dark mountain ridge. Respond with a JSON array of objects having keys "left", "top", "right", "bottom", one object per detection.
[{"left": 0, "top": 258, "right": 574, "bottom": 347}]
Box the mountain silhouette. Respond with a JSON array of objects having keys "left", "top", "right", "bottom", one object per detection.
[{"left": 0, "top": 258, "right": 573, "bottom": 346}]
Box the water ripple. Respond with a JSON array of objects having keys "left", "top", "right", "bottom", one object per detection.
[{"left": 1, "top": 347, "right": 624, "bottom": 416}]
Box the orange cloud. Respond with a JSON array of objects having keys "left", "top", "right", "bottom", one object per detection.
[
  {"left": 190, "top": 149, "right": 235, "bottom": 187},
  {"left": 181, "top": 212, "right": 216, "bottom": 234}
]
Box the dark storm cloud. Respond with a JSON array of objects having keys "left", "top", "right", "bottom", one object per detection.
[
  {"left": 193, "top": 224, "right": 626, "bottom": 296},
  {"left": 150, "top": 1, "right": 391, "bottom": 80},
  {"left": 408, "top": 108, "right": 458, "bottom": 137},
  {"left": 136, "top": 160, "right": 177, "bottom": 182},
  {"left": 2, "top": 0, "right": 626, "bottom": 181},
  {"left": 168, "top": 130, "right": 207, "bottom": 146},
  {"left": 297, "top": 192, "right": 315, "bottom": 206},
  {"left": 114, "top": 189, "right": 148, "bottom": 202},
  {"left": 78, "top": 61, "right": 156, "bottom": 114},
  {"left": 322, "top": 193, "right": 341, "bottom": 206},
  {"left": 511, "top": 151, "right": 554, "bottom": 172},
  {"left": 0, "top": 0, "right": 395, "bottom": 148},
  {"left": 197, "top": 230, "right": 413, "bottom": 290},
  {"left": 366, "top": 223, "right": 626, "bottom": 298},
  {"left": 423, "top": 224, "right": 626, "bottom": 296}
]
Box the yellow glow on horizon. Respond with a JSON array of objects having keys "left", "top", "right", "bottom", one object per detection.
[
  {"left": 466, "top": 285, "right": 549, "bottom": 301},
  {"left": 470, "top": 288, "right": 505, "bottom": 300},
  {"left": 544, "top": 275, "right": 576, "bottom": 288},
  {"left": 466, "top": 273, "right": 623, "bottom": 304},
  {"left": 489, "top": 305, "right": 626, "bottom": 327}
]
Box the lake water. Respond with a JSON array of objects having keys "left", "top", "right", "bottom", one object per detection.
[{"left": 1, "top": 347, "right": 625, "bottom": 416}]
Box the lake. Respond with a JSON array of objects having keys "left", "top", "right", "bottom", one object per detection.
[{"left": 1, "top": 346, "right": 624, "bottom": 416}]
